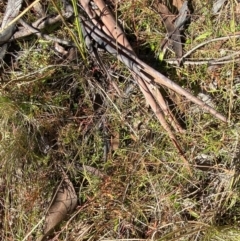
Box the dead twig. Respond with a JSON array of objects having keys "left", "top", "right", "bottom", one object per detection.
[
  {"left": 180, "top": 33, "right": 240, "bottom": 62},
  {"left": 80, "top": 0, "right": 185, "bottom": 137},
  {"left": 166, "top": 57, "right": 240, "bottom": 65},
  {"left": 78, "top": 0, "right": 229, "bottom": 173},
  {"left": 79, "top": 0, "right": 192, "bottom": 172},
  {"left": 12, "top": 6, "right": 74, "bottom": 42},
  {"left": 80, "top": 18, "right": 227, "bottom": 123},
  {"left": 17, "top": 19, "right": 73, "bottom": 46},
  {"left": 150, "top": 1, "right": 183, "bottom": 59}
]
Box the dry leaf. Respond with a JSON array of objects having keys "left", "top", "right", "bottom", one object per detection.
[
  {"left": 236, "top": 3, "right": 240, "bottom": 14},
  {"left": 152, "top": 1, "right": 183, "bottom": 58},
  {"left": 79, "top": 165, "right": 105, "bottom": 179},
  {"left": 212, "top": 0, "right": 227, "bottom": 14},
  {"left": 0, "top": 0, "right": 23, "bottom": 59},
  {"left": 172, "top": 0, "right": 184, "bottom": 10},
  {"left": 54, "top": 42, "right": 68, "bottom": 56},
  {"left": 174, "top": 1, "right": 189, "bottom": 29},
  {"left": 32, "top": 1, "right": 45, "bottom": 17},
  {"left": 111, "top": 131, "right": 120, "bottom": 151},
  {"left": 39, "top": 170, "right": 77, "bottom": 240}
]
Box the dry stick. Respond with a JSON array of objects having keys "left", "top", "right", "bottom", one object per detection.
[
  {"left": 90, "top": 9, "right": 184, "bottom": 132},
  {"left": 153, "top": 85, "right": 185, "bottom": 133},
  {"left": 150, "top": 2, "right": 183, "bottom": 58},
  {"left": 165, "top": 57, "right": 240, "bottom": 65},
  {"left": 88, "top": 0, "right": 185, "bottom": 133},
  {"left": 80, "top": 0, "right": 191, "bottom": 171},
  {"left": 0, "top": 0, "right": 23, "bottom": 60},
  {"left": 180, "top": 34, "right": 240, "bottom": 62},
  {"left": 81, "top": 4, "right": 168, "bottom": 122},
  {"left": 81, "top": 19, "right": 228, "bottom": 172},
  {"left": 81, "top": 19, "right": 227, "bottom": 123},
  {"left": 89, "top": 0, "right": 185, "bottom": 133},
  {"left": 80, "top": 0, "right": 179, "bottom": 132},
  {"left": 18, "top": 19, "right": 73, "bottom": 46},
  {"left": 133, "top": 72, "right": 181, "bottom": 141},
  {"left": 83, "top": 0, "right": 184, "bottom": 133},
  {"left": 139, "top": 64, "right": 227, "bottom": 122},
  {"left": 0, "top": 0, "right": 39, "bottom": 34},
  {"left": 12, "top": 12, "right": 74, "bottom": 42},
  {"left": 204, "top": 51, "right": 240, "bottom": 61},
  {"left": 80, "top": 3, "right": 226, "bottom": 125}
]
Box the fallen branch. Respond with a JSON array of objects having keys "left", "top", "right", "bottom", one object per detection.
[
  {"left": 80, "top": 18, "right": 227, "bottom": 123},
  {"left": 77, "top": 0, "right": 223, "bottom": 173},
  {"left": 80, "top": 0, "right": 185, "bottom": 137}
]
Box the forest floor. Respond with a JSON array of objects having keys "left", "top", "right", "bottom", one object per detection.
[{"left": 0, "top": 0, "right": 240, "bottom": 240}]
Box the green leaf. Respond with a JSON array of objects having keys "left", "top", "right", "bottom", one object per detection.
[
  {"left": 150, "top": 43, "right": 155, "bottom": 51},
  {"left": 158, "top": 51, "right": 165, "bottom": 61},
  {"left": 194, "top": 31, "right": 212, "bottom": 41},
  {"left": 230, "top": 19, "right": 235, "bottom": 32}
]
